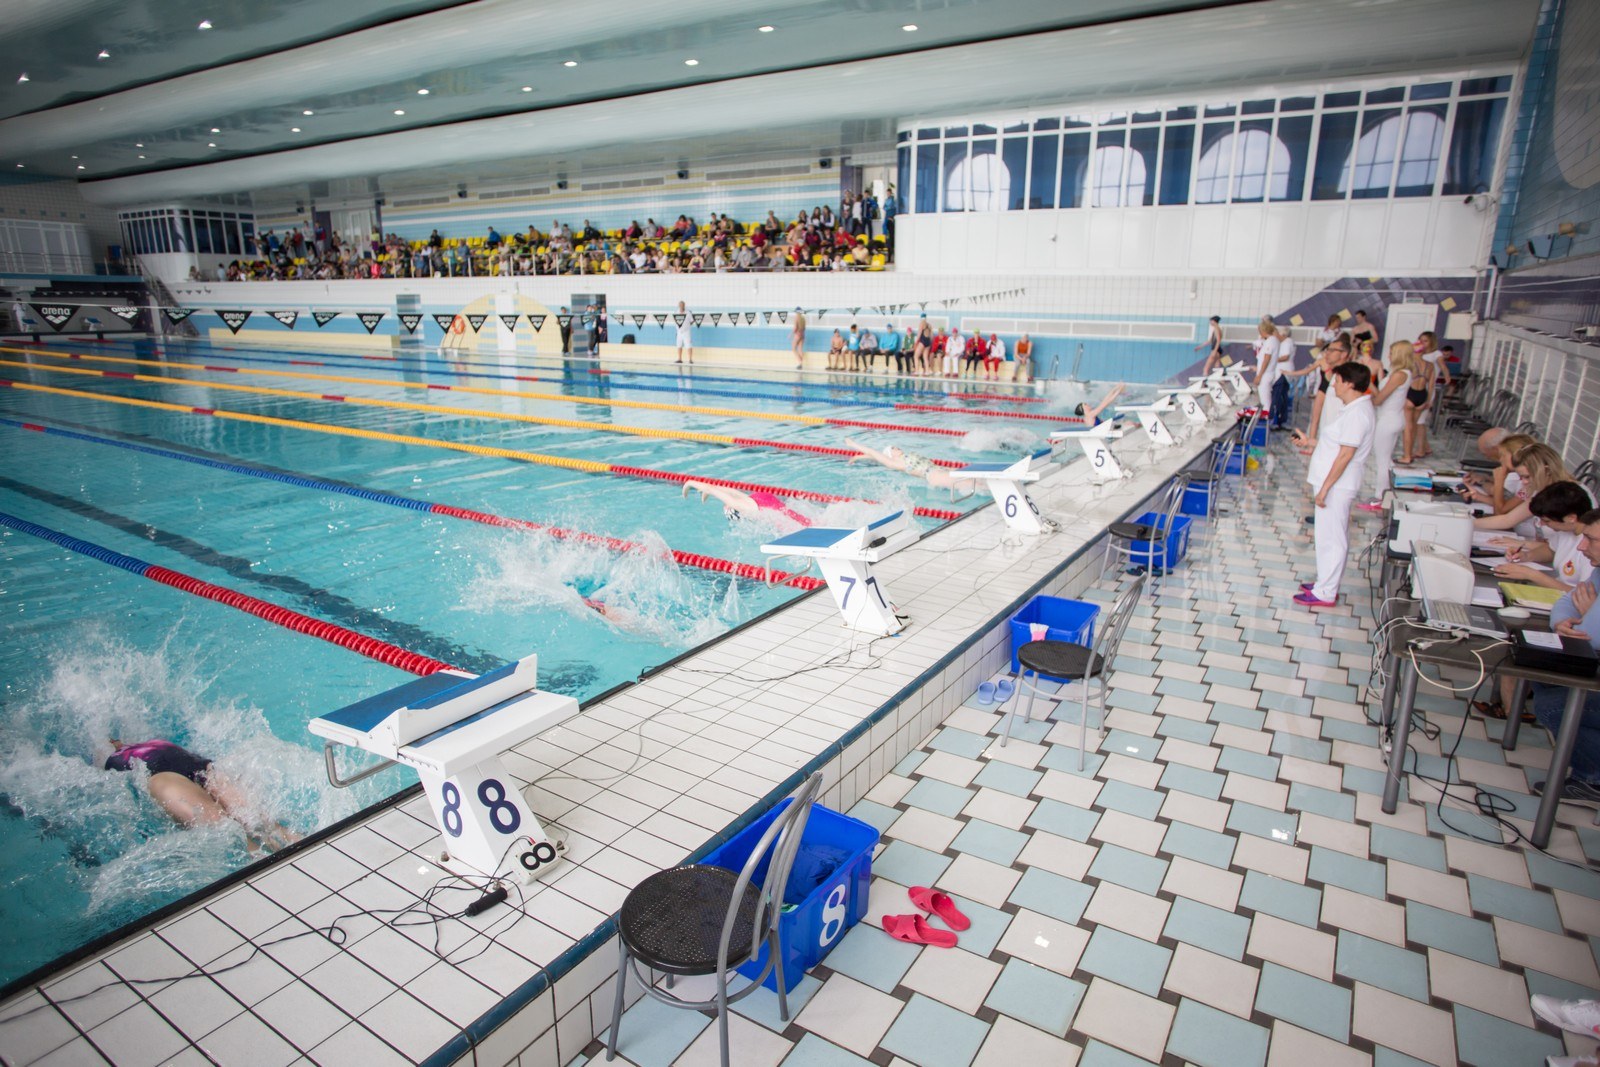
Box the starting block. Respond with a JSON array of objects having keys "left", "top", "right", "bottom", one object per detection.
[
  {"left": 761, "top": 511, "right": 919, "bottom": 635},
  {"left": 952, "top": 448, "right": 1054, "bottom": 535},
  {"left": 1117, "top": 399, "right": 1178, "bottom": 447},
  {"left": 1188, "top": 373, "right": 1233, "bottom": 409},
  {"left": 1051, "top": 422, "right": 1127, "bottom": 482},
  {"left": 1172, "top": 384, "right": 1214, "bottom": 424},
  {"left": 310, "top": 655, "right": 578, "bottom": 882},
  {"left": 1220, "top": 365, "right": 1253, "bottom": 401}
]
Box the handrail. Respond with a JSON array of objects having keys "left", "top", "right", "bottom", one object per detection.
[{"left": 322, "top": 742, "right": 396, "bottom": 789}]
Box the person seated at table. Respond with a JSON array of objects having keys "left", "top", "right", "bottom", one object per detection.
[
  {"left": 1460, "top": 431, "right": 1533, "bottom": 514},
  {"left": 1074, "top": 383, "right": 1127, "bottom": 427},
  {"left": 1474, "top": 443, "right": 1575, "bottom": 538},
  {"left": 1523, "top": 510, "right": 1600, "bottom": 802},
  {"left": 1490, "top": 482, "right": 1595, "bottom": 591},
  {"left": 845, "top": 437, "right": 971, "bottom": 490}
]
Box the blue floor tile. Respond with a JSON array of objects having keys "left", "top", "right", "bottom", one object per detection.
[
  {"left": 971, "top": 761, "right": 1042, "bottom": 798},
  {"left": 611, "top": 990, "right": 711, "bottom": 1067},
  {"left": 879, "top": 994, "right": 990, "bottom": 1067},
  {"left": 872, "top": 841, "right": 953, "bottom": 889},
  {"left": 1322, "top": 718, "right": 1380, "bottom": 745},
  {"left": 902, "top": 779, "right": 976, "bottom": 818},
  {"left": 1038, "top": 746, "right": 1107, "bottom": 776},
  {"left": 928, "top": 728, "right": 993, "bottom": 760},
  {"left": 1159, "top": 763, "right": 1226, "bottom": 800},
  {"left": 950, "top": 819, "right": 1029, "bottom": 867},
  {"left": 1240, "top": 871, "right": 1322, "bottom": 928},
  {"left": 1254, "top": 962, "right": 1351, "bottom": 1042},
  {"left": 1163, "top": 897, "right": 1251, "bottom": 961},
  {"left": 1208, "top": 703, "right": 1267, "bottom": 730},
  {"left": 940, "top": 897, "right": 1013, "bottom": 959},
  {"left": 1203, "top": 666, "right": 1257, "bottom": 689},
  {"left": 846, "top": 799, "right": 902, "bottom": 836},
  {"left": 1077, "top": 927, "right": 1172, "bottom": 996},
  {"left": 1453, "top": 1004, "right": 1563, "bottom": 1067},
  {"left": 895, "top": 751, "right": 927, "bottom": 777},
  {"left": 1101, "top": 729, "right": 1160, "bottom": 761},
  {"left": 1216, "top": 747, "right": 1281, "bottom": 781},
  {"left": 982, "top": 958, "right": 1086, "bottom": 1038},
  {"left": 1161, "top": 821, "right": 1235, "bottom": 869},
  {"left": 1466, "top": 874, "right": 1564, "bottom": 934},
  {"left": 1308, "top": 846, "right": 1386, "bottom": 899},
  {"left": 1404, "top": 902, "right": 1499, "bottom": 967},
  {"left": 1335, "top": 931, "right": 1429, "bottom": 1002},
  {"left": 1369, "top": 825, "right": 1446, "bottom": 873},
  {"left": 1096, "top": 780, "right": 1165, "bottom": 820},
  {"left": 1155, "top": 716, "right": 1215, "bottom": 745},
  {"left": 780, "top": 1034, "right": 876, "bottom": 1067},
  {"left": 1009, "top": 868, "right": 1094, "bottom": 923},
  {"left": 1271, "top": 732, "right": 1332, "bottom": 762},
  {"left": 737, "top": 974, "right": 824, "bottom": 1032},
  {"left": 1026, "top": 798, "right": 1101, "bottom": 841},
  {"left": 1086, "top": 844, "right": 1168, "bottom": 895},
  {"left": 1107, "top": 690, "right": 1162, "bottom": 714},
  {"left": 1287, "top": 782, "right": 1355, "bottom": 822},
  {"left": 1167, "top": 998, "right": 1270, "bottom": 1067},
  {"left": 1374, "top": 1046, "right": 1436, "bottom": 1067},
  {"left": 818, "top": 923, "right": 920, "bottom": 993},
  {"left": 1225, "top": 802, "right": 1299, "bottom": 844}
]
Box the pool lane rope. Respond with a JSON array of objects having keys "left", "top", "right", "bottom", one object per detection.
[
  {"left": 3, "top": 346, "right": 1033, "bottom": 438},
  {"left": 0, "top": 378, "right": 962, "bottom": 521},
  {"left": 83, "top": 335, "right": 1049, "bottom": 405},
  {"left": 0, "top": 510, "right": 455, "bottom": 676},
  {"left": 0, "top": 417, "right": 829, "bottom": 591}
]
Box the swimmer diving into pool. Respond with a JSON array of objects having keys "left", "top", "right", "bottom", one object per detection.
[
  {"left": 682, "top": 480, "right": 813, "bottom": 529},
  {"left": 844, "top": 438, "right": 974, "bottom": 490},
  {"left": 103, "top": 739, "right": 300, "bottom": 853}
]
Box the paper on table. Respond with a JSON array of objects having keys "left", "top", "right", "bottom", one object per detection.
[
  {"left": 1471, "top": 586, "right": 1504, "bottom": 607},
  {"left": 1471, "top": 531, "right": 1509, "bottom": 551},
  {"left": 1523, "top": 630, "right": 1564, "bottom": 650},
  {"left": 1474, "top": 557, "right": 1552, "bottom": 572}
]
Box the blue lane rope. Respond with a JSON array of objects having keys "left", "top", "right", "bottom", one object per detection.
[{"left": 0, "top": 510, "right": 152, "bottom": 576}]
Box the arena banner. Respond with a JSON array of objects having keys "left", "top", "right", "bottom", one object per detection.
[
  {"left": 313, "top": 311, "right": 341, "bottom": 327},
  {"left": 108, "top": 305, "right": 142, "bottom": 324},
  {"left": 163, "top": 308, "right": 194, "bottom": 325},
  {"left": 654, "top": 313, "right": 668, "bottom": 326},
  {"left": 399, "top": 313, "right": 423, "bottom": 334},
  {"left": 745, "top": 312, "right": 757, "bottom": 324},
  {"left": 465, "top": 313, "right": 488, "bottom": 332},
  {"left": 499, "top": 314, "right": 520, "bottom": 333},
  {"left": 357, "top": 312, "right": 385, "bottom": 333},
  {"left": 269, "top": 310, "right": 299, "bottom": 329},
  {"left": 30, "top": 304, "right": 74, "bottom": 330},
  {"left": 556, "top": 314, "right": 572, "bottom": 329},
  {"left": 691, "top": 313, "right": 705, "bottom": 327},
  {"left": 710, "top": 313, "right": 722, "bottom": 325},
  {"left": 217, "top": 310, "right": 252, "bottom": 334},
  {"left": 632, "top": 314, "right": 646, "bottom": 328},
  {"left": 431, "top": 313, "right": 456, "bottom": 333},
  {"left": 528, "top": 314, "right": 547, "bottom": 331}
]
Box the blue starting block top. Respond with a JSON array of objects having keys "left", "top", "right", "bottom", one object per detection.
[
  {"left": 765, "top": 526, "right": 859, "bottom": 550},
  {"left": 315, "top": 671, "right": 468, "bottom": 736}
]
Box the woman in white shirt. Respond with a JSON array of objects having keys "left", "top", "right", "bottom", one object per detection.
[
  {"left": 1251, "top": 318, "right": 1277, "bottom": 413},
  {"left": 1359, "top": 341, "right": 1420, "bottom": 511}
]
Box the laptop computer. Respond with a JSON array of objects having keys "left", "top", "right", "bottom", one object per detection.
[{"left": 1411, "top": 559, "right": 1508, "bottom": 638}]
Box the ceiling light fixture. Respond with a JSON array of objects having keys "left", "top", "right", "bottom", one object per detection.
[
  {"left": 207, "top": 142, "right": 216, "bottom": 147},
  {"left": 416, "top": 88, "right": 429, "bottom": 95},
  {"left": 70, "top": 155, "right": 78, "bottom": 159},
  {"left": 77, "top": 165, "right": 85, "bottom": 170},
  {"left": 684, "top": 58, "right": 699, "bottom": 66},
  {"left": 302, "top": 109, "right": 314, "bottom": 115},
  {"left": 210, "top": 127, "right": 220, "bottom": 133},
  {"left": 16, "top": 74, "right": 28, "bottom": 83},
  {"left": 135, "top": 142, "right": 143, "bottom": 147},
  {"left": 290, "top": 127, "right": 301, "bottom": 132},
  {"left": 97, "top": 50, "right": 110, "bottom": 60},
  {"left": 197, "top": 19, "right": 212, "bottom": 29},
  {"left": 393, "top": 109, "right": 405, "bottom": 115},
  {"left": 564, "top": 60, "right": 577, "bottom": 67},
  {"left": 15, "top": 163, "right": 23, "bottom": 169},
  {"left": 758, "top": 24, "right": 774, "bottom": 32},
  {"left": 520, "top": 85, "right": 533, "bottom": 92},
  {"left": 138, "top": 154, "right": 145, "bottom": 159},
  {"left": 902, "top": 23, "right": 918, "bottom": 31}
]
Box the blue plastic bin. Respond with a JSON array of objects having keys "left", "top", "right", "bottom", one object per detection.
[
  {"left": 1247, "top": 422, "right": 1270, "bottom": 447},
  {"left": 1009, "top": 595, "right": 1100, "bottom": 676},
  {"left": 1181, "top": 481, "right": 1212, "bottom": 517},
  {"left": 1127, "top": 511, "right": 1193, "bottom": 570},
  {"left": 702, "top": 800, "right": 878, "bottom": 991}
]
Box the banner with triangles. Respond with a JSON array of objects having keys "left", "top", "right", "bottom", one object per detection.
[
  {"left": 163, "top": 308, "right": 194, "bottom": 326},
  {"left": 777, "top": 311, "right": 788, "bottom": 323},
  {"left": 762, "top": 312, "right": 773, "bottom": 324},
  {"left": 431, "top": 313, "right": 456, "bottom": 333},
  {"left": 672, "top": 314, "right": 686, "bottom": 327},
  {"left": 29, "top": 304, "right": 74, "bottom": 330},
  {"left": 465, "top": 314, "right": 488, "bottom": 332},
  {"left": 500, "top": 314, "right": 520, "bottom": 333},
  {"left": 217, "top": 309, "right": 252, "bottom": 334},
  {"left": 314, "top": 311, "right": 342, "bottom": 328},
  {"left": 745, "top": 312, "right": 756, "bottom": 324},
  {"left": 269, "top": 310, "right": 298, "bottom": 329},
  {"left": 528, "top": 314, "right": 547, "bottom": 331},
  {"left": 108, "top": 305, "right": 142, "bottom": 324},
  {"left": 655, "top": 314, "right": 668, "bottom": 327},
  {"left": 632, "top": 314, "right": 646, "bottom": 328},
  {"left": 692, "top": 313, "right": 706, "bottom": 326},
  {"left": 357, "top": 312, "right": 384, "bottom": 334},
  {"left": 710, "top": 313, "right": 722, "bottom": 326},
  {"left": 556, "top": 314, "right": 572, "bottom": 328},
  {"left": 399, "top": 313, "right": 423, "bottom": 334}
]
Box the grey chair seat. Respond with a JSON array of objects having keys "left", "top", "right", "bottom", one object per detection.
[
  {"left": 1017, "top": 639, "right": 1104, "bottom": 680},
  {"left": 1109, "top": 520, "right": 1164, "bottom": 542}
]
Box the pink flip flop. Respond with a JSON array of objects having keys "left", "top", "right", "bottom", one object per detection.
[
  {"left": 908, "top": 886, "right": 971, "bottom": 931},
  {"left": 882, "top": 913, "right": 958, "bottom": 948}
]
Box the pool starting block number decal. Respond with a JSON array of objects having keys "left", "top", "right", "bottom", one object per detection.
[
  {"left": 838, "top": 574, "right": 888, "bottom": 610},
  {"left": 423, "top": 761, "right": 554, "bottom": 882}
]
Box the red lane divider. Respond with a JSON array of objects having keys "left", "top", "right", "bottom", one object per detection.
[
  {"left": 143, "top": 566, "right": 455, "bottom": 675},
  {"left": 945, "top": 391, "right": 1046, "bottom": 404},
  {"left": 823, "top": 416, "right": 968, "bottom": 437},
  {"left": 893, "top": 402, "right": 1083, "bottom": 424}
]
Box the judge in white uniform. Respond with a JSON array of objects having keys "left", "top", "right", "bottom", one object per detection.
[
  {"left": 1250, "top": 318, "right": 1278, "bottom": 413},
  {"left": 1293, "top": 362, "right": 1376, "bottom": 607}
]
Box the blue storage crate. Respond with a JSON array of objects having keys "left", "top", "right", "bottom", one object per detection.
[
  {"left": 1247, "top": 422, "right": 1270, "bottom": 447},
  {"left": 1181, "top": 480, "right": 1212, "bottom": 517},
  {"left": 1127, "top": 511, "right": 1193, "bottom": 570},
  {"left": 1009, "top": 595, "right": 1100, "bottom": 676},
  {"left": 703, "top": 800, "right": 878, "bottom": 991}
]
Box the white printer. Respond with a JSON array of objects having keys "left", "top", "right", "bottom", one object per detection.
[
  {"left": 1390, "top": 499, "right": 1474, "bottom": 557},
  {"left": 1410, "top": 541, "right": 1476, "bottom": 604}
]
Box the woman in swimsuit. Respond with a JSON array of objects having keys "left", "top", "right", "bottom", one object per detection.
[
  {"left": 105, "top": 739, "right": 299, "bottom": 852},
  {"left": 1073, "top": 383, "right": 1127, "bottom": 427},
  {"left": 844, "top": 437, "right": 971, "bottom": 490},
  {"left": 683, "top": 480, "right": 812, "bottom": 528},
  {"left": 1194, "top": 316, "right": 1224, "bottom": 376},
  {"left": 1350, "top": 310, "right": 1379, "bottom": 357}
]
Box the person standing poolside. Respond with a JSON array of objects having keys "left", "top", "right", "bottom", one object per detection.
[
  {"left": 791, "top": 307, "right": 807, "bottom": 369},
  {"left": 1195, "top": 315, "right": 1224, "bottom": 375},
  {"left": 1250, "top": 318, "right": 1278, "bottom": 415},
  {"left": 675, "top": 300, "right": 693, "bottom": 364},
  {"left": 1358, "top": 340, "right": 1420, "bottom": 511},
  {"left": 1292, "top": 362, "right": 1376, "bottom": 609}
]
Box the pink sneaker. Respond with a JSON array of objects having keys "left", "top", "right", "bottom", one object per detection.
[
  {"left": 1299, "top": 581, "right": 1315, "bottom": 592},
  {"left": 1356, "top": 500, "right": 1385, "bottom": 513},
  {"left": 1293, "top": 590, "right": 1337, "bottom": 609}
]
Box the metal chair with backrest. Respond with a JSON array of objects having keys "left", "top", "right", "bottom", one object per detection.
[
  {"left": 605, "top": 770, "right": 824, "bottom": 1067},
  {"left": 1004, "top": 573, "right": 1147, "bottom": 769},
  {"left": 1101, "top": 476, "right": 1187, "bottom": 589}
]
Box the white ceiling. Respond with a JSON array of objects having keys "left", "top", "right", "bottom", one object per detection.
[{"left": 0, "top": 0, "right": 1540, "bottom": 209}]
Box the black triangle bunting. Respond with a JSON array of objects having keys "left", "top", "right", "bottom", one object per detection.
[
  {"left": 632, "top": 314, "right": 645, "bottom": 328},
  {"left": 777, "top": 311, "right": 788, "bottom": 323},
  {"left": 556, "top": 314, "right": 572, "bottom": 328},
  {"left": 163, "top": 308, "right": 194, "bottom": 325},
  {"left": 358, "top": 312, "right": 384, "bottom": 333},
  {"left": 217, "top": 309, "right": 252, "bottom": 334},
  {"left": 745, "top": 312, "right": 756, "bottom": 324},
  {"left": 654, "top": 313, "right": 668, "bottom": 327},
  {"left": 430, "top": 313, "right": 455, "bottom": 333},
  {"left": 710, "top": 313, "right": 722, "bottom": 326},
  {"left": 762, "top": 311, "right": 773, "bottom": 324},
  {"left": 30, "top": 303, "right": 74, "bottom": 329},
  {"left": 465, "top": 314, "right": 488, "bottom": 332},
  {"left": 269, "top": 310, "right": 298, "bottom": 329},
  {"left": 500, "top": 314, "right": 521, "bottom": 333},
  {"left": 529, "top": 314, "right": 547, "bottom": 331},
  {"left": 314, "top": 311, "right": 342, "bottom": 328},
  {"left": 399, "top": 313, "right": 423, "bottom": 334},
  {"left": 691, "top": 313, "right": 705, "bottom": 326},
  {"left": 108, "top": 305, "right": 141, "bottom": 324},
  {"left": 672, "top": 314, "right": 686, "bottom": 327}
]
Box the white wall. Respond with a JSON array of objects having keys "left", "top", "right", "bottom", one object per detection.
[
  {"left": 0, "top": 217, "right": 94, "bottom": 273},
  {"left": 0, "top": 178, "right": 124, "bottom": 260},
  {"left": 899, "top": 196, "right": 1494, "bottom": 276}
]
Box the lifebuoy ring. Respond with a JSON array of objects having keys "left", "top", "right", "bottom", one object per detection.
[{"left": 451, "top": 315, "right": 467, "bottom": 334}]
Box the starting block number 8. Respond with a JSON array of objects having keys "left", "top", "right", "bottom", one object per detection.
[{"left": 440, "top": 777, "right": 522, "bottom": 837}]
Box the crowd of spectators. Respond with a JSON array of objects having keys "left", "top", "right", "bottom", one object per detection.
[{"left": 199, "top": 189, "right": 899, "bottom": 281}]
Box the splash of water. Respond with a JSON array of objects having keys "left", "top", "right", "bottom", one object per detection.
[{"left": 958, "top": 426, "right": 1042, "bottom": 453}]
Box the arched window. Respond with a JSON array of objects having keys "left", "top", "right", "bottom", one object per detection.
[
  {"left": 1088, "top": 146, "right": 1146, "bottom": 207},
  {"left": 1341, "top": 109, "right": 1444, "bottom": 197},
  {"left": 1194, "top": 129, "right": 1289, "bottom": 203},
  {"left": 945, "top": 151, "right": 1012, "bottom": 211}
]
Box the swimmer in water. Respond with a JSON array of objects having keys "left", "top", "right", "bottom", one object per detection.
[
  {"left": 683, "top": 480, "right": 813, "bottom": 529},
  {"left": 1073, "top": 383, "right": 1127, "bottom": 427},
  {"left": 844, "top": 437, "right": 973, "bottom": 490},
  {"left": 104, "top": 739, "right": 300, "bottom": 853}
]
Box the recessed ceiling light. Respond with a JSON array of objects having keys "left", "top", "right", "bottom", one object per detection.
[
  {"left": 302, "top": 109, "right": 314, "bottom": 116},
  {"left": 138, "top": 154, "right": 145, "bottom": 159},
  {"left": 902, "top": 23, "right": 918, "bottom": 31},
  {"left": 684, "top": 58, "right": 699, "bottom": 66},
  {"left": 97, "top": 50, "right": 110, "bottom": 60},
  {"left": 135, "top": 142, "right": 143, "bottom": 148},
  {"left": 16, "top": 74, "right": 28, "bottom": 83},
  {"left": 70, "top": 155, "right": 78, "bottom": 159},
  {"left": 207, "top": 142, "right": 216, "bottom": 147},
  {"left": 758, "top": 24, "right": 774, "bottom": 32},
  {"left": 197, "top": 19, "right": 212, "bottom": 30},
  {"left": 15, "top": 163, "right": 23, "bottom": 169},
  {"left": 76, "top": 165, "right": 85, "bottom": 170},
  {"left": 564, "top": 60, "right": 577, "bottom": 67},
  {"left": 210, "top": 127, "right": 220, "bottom": 133},
  {"left": 520, "top": 85, "right": 533, "bottom": 92},
  {"left": 393, "top": 109, "right": 405, "bottom": 115},
  {"left": 290, "top": 127, "right": 301, "bottom": 133},
  {"left": 416, "top": 88, "right": 429, "bottom": 95}
]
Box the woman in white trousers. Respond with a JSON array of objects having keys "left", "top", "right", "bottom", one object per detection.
[
  {"left": 1360, "top": 340, "right": 1419, "bottom": 511},
  {"left": 1251, "top": 318, "right": 1277, "bottom": 412}
]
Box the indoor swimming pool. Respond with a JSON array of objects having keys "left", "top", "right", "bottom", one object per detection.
[{"left": 0, "top": 337, "right": 1117, "bottom": 988}]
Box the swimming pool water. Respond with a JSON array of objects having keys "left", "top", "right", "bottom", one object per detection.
[{"left": 0, "top": 337, "right": 1112, "bottom": 986}]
